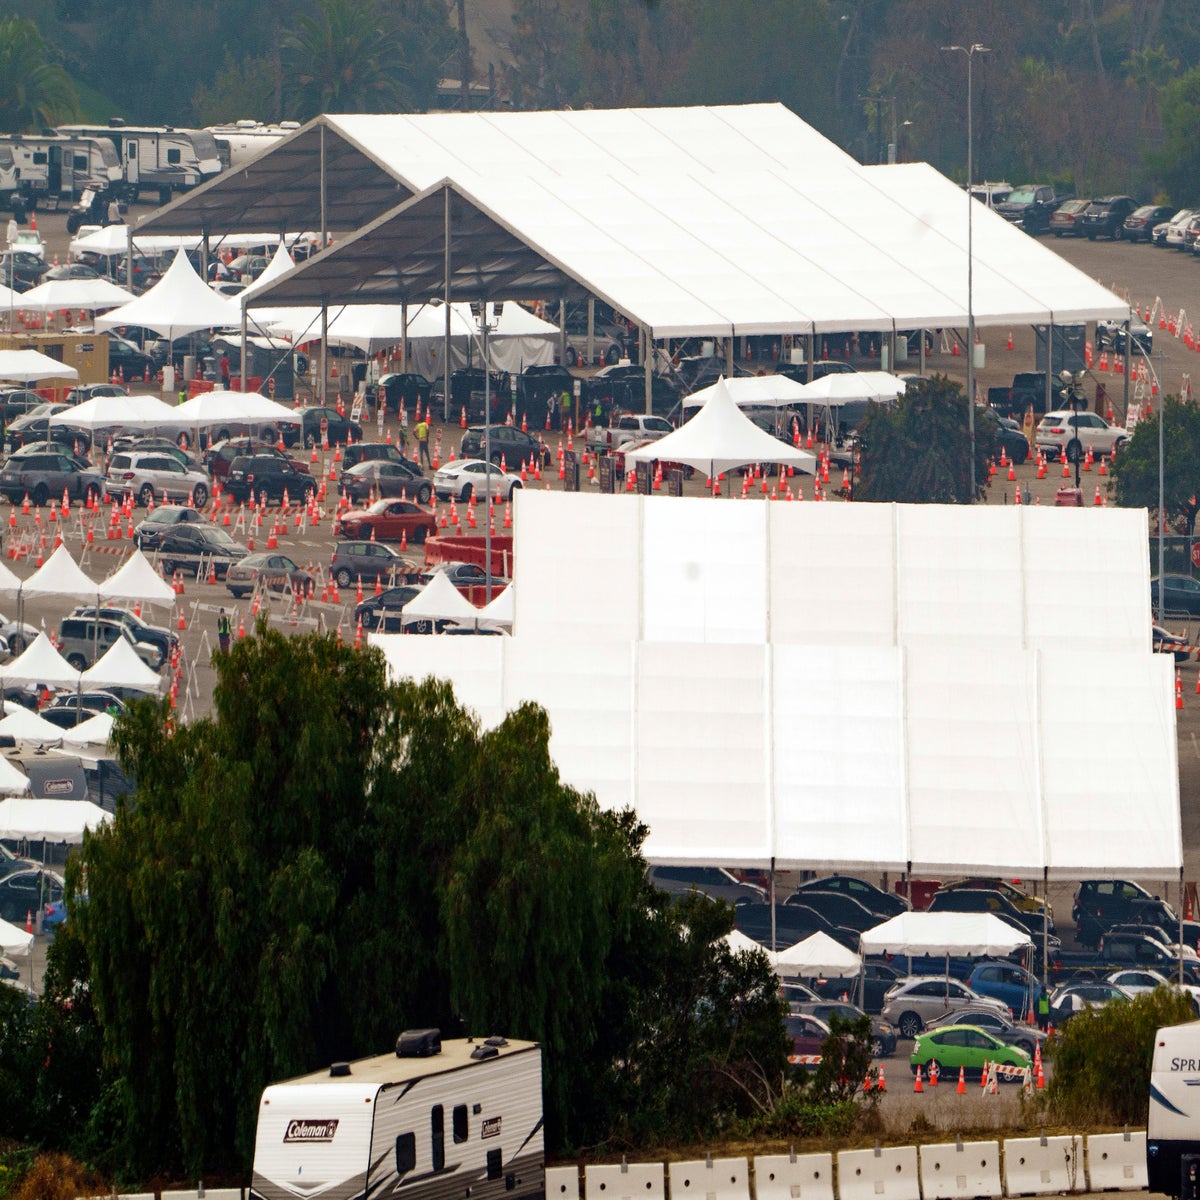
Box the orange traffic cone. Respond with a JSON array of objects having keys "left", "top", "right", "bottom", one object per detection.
[
  {"left": 24, "top": 909, "right": 32, "bottom": 934},
  {"left": 957, "top": 1065, "right": 966, "bottom": 1094},
  {"left": 928, "top": 1060, "right": 939, "bottom": 1087},
  {"left": 1177, "top": 669, "right": 1184, "bottom": 711},
  {"left": 863, "top": 1070, "right": 873, "bottom": 1093},
  {"left": 980, "top": 1060, "right": 989, "bottom": 1089},
  {"left": 876, "top": 1064, "right": 886, "bottom": 1092},
  {"left": 913, "top": 1064, "right": 923, "bottom": 1093}
]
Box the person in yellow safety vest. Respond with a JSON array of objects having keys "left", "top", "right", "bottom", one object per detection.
[
  {"left": 559, "top": 390, "right": 571, "bottom": 430},
  {"left": 415, "top": 417, "right": 431, "bottom": 467}
]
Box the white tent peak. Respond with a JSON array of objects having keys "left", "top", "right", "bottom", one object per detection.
[
  {"left": 0, "top": 706, "right": 65, "bottom": 744},
  {"left": 682, "top": 373, "right": 812, "bottom": 409},
  {"left": 859, "top": 911, "right": 1033, "bottom": 957},
  {"left": 241, "top": 241, "right": 295, "bottom": 300},
  {"left": 99, "top": 549, "right": 180, "bottom": 606},
  {"left": 0, "top": 630, "right": 79, "bottom": 689},
  {"left": 0, "top": 349, "right": 79, "bottom": 383},
  {"left": 402, "top": 570, "right": 481, "bottom": 627},
  {"left": 81, "top": 636, "right": 164, "bottom": 693},
  {"left": 769, "top": 930, "right": 861, "bottom": 977},
  {"left": 22, "top": 544, "right": 95, "bottom": 597}
]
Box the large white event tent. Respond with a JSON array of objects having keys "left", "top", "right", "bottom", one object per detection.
[
  {"left": 49, "top": 392, "right": 179, "bottom": 433},
  {"left": 859, "top": 912, "right": 1033, "bottom": 959},
  {"left": 372, "top": 492, "right": 1180, "bottom": 882},
  {"left": 0, "top": 349, "right": 79, "bottom": 383},
  {"left": 98, "top": 549, "right": 178, "bottom": 606},
  {"left": 0, "top": 797, "right": 111, "bottom": 843}
]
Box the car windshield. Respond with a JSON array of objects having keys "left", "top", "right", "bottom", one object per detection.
[
  {"left": 201, "top": 529, "right": 238, "bottom": 546},
  {"left": 1007, "top": 188, "right": 1038, "bottom": 204}
]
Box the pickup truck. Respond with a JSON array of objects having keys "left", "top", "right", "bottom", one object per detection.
[
  {"left": 986, "top": 372, "right": 1069, "bottom": 418},
  {"left": 995, "top": 184, "right": 1071, "bottom": 236},
  {"left": 1048, "top": 932, "right": 1200, "bottom": 985},
  {"left": 586, "top": 412, "right": 674, "bottom": 455}
]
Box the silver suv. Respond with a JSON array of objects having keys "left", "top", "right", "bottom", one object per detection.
[
  {"left": 105, "top": 450, "right": 211, "bottom": 508},
  {"left": 879, "top": 976, "right": 1009, "bottom": 1039},
  {"left": 57, "top": 616, "right": 163, "bottom": 672}
]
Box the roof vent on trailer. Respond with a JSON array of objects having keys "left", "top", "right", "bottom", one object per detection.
[
  {"left": 108, "top": 118, "right": 125, "bottom": 128},
  {"left": 396, "top": 1028, "right": 442, "bottom": 1058},
  {"left": 470, "top": 1036, "right": 508, "bottom": 1061},
  {"left": 329, "top": 1062, "right": 351, "bottom": 1077}
]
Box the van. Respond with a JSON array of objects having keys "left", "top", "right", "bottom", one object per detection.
[
  {"left": 57, "top": 617, "right": 162, "bottom": 672},
  {"left": 1148, "top": 1018, "right": 1200, "bottom": 1196},
  {"left": 341, "top": 442, "right": 407, "bottom": 471}
]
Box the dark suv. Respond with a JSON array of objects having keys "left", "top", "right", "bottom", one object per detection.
[
  {"left": 1073, "top": 879, "right": 1156, "bottom": 947},
  {"left": 70, "top": 606, "right": 178, "bottom": 663},
  {"left": 1078, "top": 195, "right": 1138, "bottom": 240},
  {"left": 341, "top": 441, "right": 408, "bottom": 471},
  {"left": 0, "top": 450, "right": 103, "bottom": 506},
  {"left": 459, "top": 425, "right": 550, "bottom": 468},
  {"left": 995, "top": 184, "right": 1068, "bottom": 235},
  {"left": 225, "top": 454, "right": 315, "bottom": 503}
]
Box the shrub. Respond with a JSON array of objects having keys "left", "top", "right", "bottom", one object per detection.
[
  {"left": 11, "top": 1152, "right": 98, "bottom": 1200},
  {"left": 1049, "top": 988, "right": 1196, "bottom": 1125}
]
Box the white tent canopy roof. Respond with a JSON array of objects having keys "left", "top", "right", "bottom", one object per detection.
[
  {"left": 0, "top": 631, "right": 80, "bottom": 689},
  {"left": 95, "top": 248, "right": 242, "bottom": 340},
  {"left": 0, "top": 349, "right": 79, "bottom": 383},
  {"left": 475, "top": 583, "right": 514, "bottom": 632},
  {"left": 683, "top": 373, "right": 812, "bottom": 409},
  {"left": 171, "top": 389, "right": 298, "bottom": 428},
  {"left": 49, "top": 392, "right": 180, "bottom": 431},
  {"left": 798, "top": 371, "right": 909, "bottom": 403},
  {"left": 0, "top": 796, "right": 111, "bottom": 843},
  {"left": 18, "top": 276, "right": 135, "bottom": 313},
  {"left": 0, "top": 757, "right": 29, "bottom": 795},
  {"left": 81, "top": 636, "right": 164, "bottom": 693},
  {"left": 0, "top": 557, "right": 23, "bottom": 594},
  {"left": 0, "top": 915, "right": 31, "bottom": 955},
  {"left": 401, "top": 570, "right": 481, "bottom": 626},
  {"left": 21, "top": 545, "right": 94, "bottom": 598},
  {"left": 60, "top": 711, "right": 115, "bottom": 745},
  {"left": 859, "top": 912, "right": 1033, "bottom": 957},
  {"left": 626, "top": 379, "right": 817, "bottom": 475},
  {"left": 98, "top": 549, "right": 178, "bottom": 606},
  {"left": 769, "top": 931, "right": 862, "bottom": 977},
  {"left": 0, "top": 707, "right": 66, "bottom": 743}
]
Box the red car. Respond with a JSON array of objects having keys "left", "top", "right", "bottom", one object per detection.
[{"left": 333, "top": 498, "right": 438, "bottom": 544}]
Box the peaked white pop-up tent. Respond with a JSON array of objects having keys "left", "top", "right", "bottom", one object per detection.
[
  {"left": 682, "top": 373, "right": 812, "bottom": 409},
  {"left": 96, "top": 248, "right": 242, "bottom": 340},
  {"left": 798, "top": 371, "right": 909, "bottom": 403},
  {"left": 171, "top": 389, "right": 298, "bottom": 431},
  {"left": 0, "top": 757, "right": 29, "bottom": 794},
  {"left": 98, "top": 549, "right": 178, "bottom": 606},
  {"left": 60, "top": 712, "right": 115, "bottom": 746},
  {"left": 0, "top": 916, "right": 31, "bottom": 955},
  {"left": 475, "top": 584, "right": 513, "bottom": 633},
  {"left": 0, "top": 631, "right": 79, "bottom": 690},
  {"left": 0, "top": 349, "right": 79, "bottom": 383},
  {"left": 725, "top": 929, "right": 765, "bottom": 956},
  {"left": 81, "top": 637, "right": 163, "bottom": 693},
  {"left": 49, "top": 392, "right": 179, "bottom": 432},
  {"left": 0, "top": 707, "right": 66, "bottom": 743},
  {"left": 858, "top": 911, "right": 1033, "bottom": 957},
  {"left": 626, "top": 378, "right": 817, "bottom": 476},
  {"left": 22, "top": 545, "right": 95, "bottom": 598},
  {"left": 769, "top": 930, "right": 862, "bottom": 977},
  {"left": 401, "top": 570, "right": 482, "bottom": 629}
]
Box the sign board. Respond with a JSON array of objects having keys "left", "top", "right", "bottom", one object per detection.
[
  {"left": 636, "top": 463, "right": 653, "bottom": 495},
  {"left": 1126, "top": 404, "right": 1142, "bottom": 433},
  {"left": 597, "top": 455, "right": 616, "bottom": 494},
  {"left": 1191, "top": 542, "right": 1200, "bottom": 570},
  {"left": 349, "top": 394, "right": 364, "bottom": 423},
  {"left": 666, "top": 468, "right": 684, "bottom": 497},
  {"left": 1034, "top": 324, "right": 1087, "bottom": 374},
  {"left": 563, "top": 449, "right": 580, "bottom": 493}
]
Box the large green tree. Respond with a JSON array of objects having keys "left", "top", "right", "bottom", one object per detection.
[
  {"left": 854, "top": 375, "right": 998, "bottom": 503},
  {"left": 1110, "top": 394, "right": 1200, "bottom": 536},
  {"left": 0, "top": 15, "right": 78, "bottom": 132},
  {"left": 62, "top": 628, "right": 786, "bottom": 1179}
]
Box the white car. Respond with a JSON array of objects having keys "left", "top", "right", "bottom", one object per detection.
[
  {"left": 9, "top": 229, "right": 45, "bottom": 259},
  {"left": 1035, "top": 410, "right": 1128, "bottom": 462},
  {"left": 1107, "top": 969, "right": 1200, "bottom": 1011},
  {"left": 1164, "top": 210, "right": 1199, "bottom": 249},
  {"left": 432, "top": 458, "right": 523, "bottom": 502},
  {"left": 105, "top": 450, "right": 211, "bottom": 508}
]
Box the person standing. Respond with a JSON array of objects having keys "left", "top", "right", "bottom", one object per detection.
[
  {"left": 1035, "top": 986, "right": 1051, "bottom": 1033},
  {"left": 415, "top": 416, "right": 431, "bottom": 468},
  {"left": 220, "top": 353, "right": 231, "bottom": 388},
  {"left": 216, "top": 608, "right": 231, "bottom": 654},
  {"left": 5, "top": 216, "right": 15, "bottom": 248}
]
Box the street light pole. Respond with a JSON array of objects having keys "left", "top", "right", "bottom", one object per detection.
[{"left": 944, "top": 43, "right": 990, "bottom": 500}]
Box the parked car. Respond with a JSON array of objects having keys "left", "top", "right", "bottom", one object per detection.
[
  {"left": 1049, "top": 198, "right": 1091, "bottom": 238},
  {"left": 0, "top": 389, "right": 46, "bottom": 424},
  {"left": 978, "top": 409, "right": 1029, "bottom": 465},
  {"left": 459, "top": 425, "right": 551, "bottom": 468},
  {"left": 587, "top": 413, "right": 675, "bottom": 456},
  {"left": 225, "top": 552, "right": 314, "bottom": 599},
  {"left": 43, "top": 690, "right": 124, "bottom": 717},
  {"left": 332, "top": 498, "right": 437, "bottom": 544},
  {"left": 649, "top": 865, "right": 767, "bottom": 906},
  {"left": 671, "top": 355, "right": 752, "bottom": 395},
  {"left": 0, "top": 612, "right": 37, "bottom": 655},
  {"left": 41, "top": 262, "right": 100, "bottom": 281},
  {"left": 70, "top": 606, "right": 177, "bottom": 662},
  {"left": 791, "top": 1000, "right": 897, "bottom": 1057},
  {"left": 56, "top": 616, "right": 162, "bottom": 671},
  {"left": 107, "top": 335, "right": 156, "bottom": 383},
  {"left": 964, "top": 961, "right": 1042, "bottom": 1017},
  {"left": 928, "top": 889, "right": 1058, "bottom": 947},
  {"left": 1124, "top": 204, "right": 1176, "bottom": 243},
  {"left": 432, "top": 458, "right": 523, "bottom": 502},
  {"left": 814, "top": 961, "right": 903, "bottom": 1014},
  {"left": 785, "top": 1012, "right": 831, "bottom": 1064},
  {"left": 9, "top": 229, "right": 45, "bottom": 260},
  {"left": 559, "top": 304, "right": 627, "bottom": 367},
  {"left": 938, "top": 877, "right": 1051, "bottom": 919},
  {"left": 735, "top": 902, "right": 859, "bottom": 952},
  {"left": 354, "top": 585, "right": 424, "bottom": 633},
  {"left": 0, "top": 869, "right": 64, "bottom": 925},
  {"left": 923, "top": 1007, "right": 1046, "bottom": 1058},
  {"left": 1164, "top": 209, "right": 1199, "bottom": 249},
  {"left": 994, "top": 184, "right": 1068, "bottom": 235},
  {"left": 1106, "top": 969, "right": 1200, "bottom": 1012},
  {"left": 1096, "top": 317, "right": 1153, "bottom": 356},
  {"left": 428, "top": 562, "right": 510, "bottom": 593},
  {"left": 0, "top": 249, "right": 49, "bottom": 291},
  {"left": 0, "top": 449, "right": 104, "bottom": 506},
  {"left": 515, "top": 365, "right": 576, "bottom": 424},
  {"left": 133, "top": 504, "right": 213, "bottom": 549},
  {"left": 1034, "top": 410, "right": 1127, "bottom": 462},
  {"left": 1073, "top": 878, "right": 1156, "bottom": 947},
  {"left": 341, "top": 441, "right": 412, "bottom": 472},
  {"left": 1151, "top": 575, "right": 1200, "bottom": 618},
  {"left": 288, "top": 406, "right": 361, "bottom": 448},
  {"left": 64, "top": 382, "right": 127, "bottom": 406},
  {"left": 373, "top": 372, "right": 432, "bottom": 416},
  {"left": 782, "top": 888, "right": 881, "bottom": 933},
  {"left": 1078, "top": 195, "right": 1138, "bottom": 240},
  {"left": 582, "top": 364, "right": 681, "bottom": 417},
  {"left": 339, "top": 458, "right": 431, "bottom": 504},
  {"left": 205, "top": 439, "right": 309, "bottom": 484},
  {"left": 880, "top": 976, "right": 1009, "bottom": 1039},
  {"left": 1048, "top": 981, "right": 1130, "bottom": 1026},
  {"left": 105, "top": 450, "right": 210, "bottom": 507},
  {"left": 328, "top": 540, "right": 417, "bottom": 588},
  {"left": 5, "top": 404, "right": 85, "bottom": 453},
  {"left": 910, "top": 1024, "right": 1030, "bottom": 1082},
  {"left": 155, "top": 525, "right": 249, "bottom": 579},
  {"left": 224, "top": 454, "right": 314, "bottom": 504}
]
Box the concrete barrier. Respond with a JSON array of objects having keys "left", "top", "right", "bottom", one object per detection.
[
  {"left": 1001, "top": 1135, "right": 1083, "bottom": 1196},
  {"left": 547, "top": 1166, "right": 582, "bottom": 1200},
  {"left": 160, "top": 1192, "right": 243, "bottom": 1200},
  {"left": 586, "top": 1163, "right": 664, "bottom": 1200},
  {"left": 753, "top": 1153, "right": 834, "bottom": 1200},
  {"left": 836, "top": 1146, "right": 920, "bottom": 1200},
  {"left": 668, "top": 1157, "right": 750, "bottom": 1200},
  {"left": 1086, "top": 1131, "right": 1147, "bottom": 1191},
  {"left": 919, "top": 1141, "right": 1002, "bottom": 1199}
]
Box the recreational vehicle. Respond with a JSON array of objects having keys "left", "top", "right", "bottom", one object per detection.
[
  {"left": 1148, "top": 1018, "right": 1200, "bottom": 1196},
  {"left": 206, "top": 121, "right": 300, "bottom": 170},
  {"left": 0, "top": 134, "right": 122, "bottom": 206},
  {"left": 250, "top": 1030, "right": 544, "bottom": 1200},
  {"left": 56, "top": 121, "right": 221, "bottom": 204}
]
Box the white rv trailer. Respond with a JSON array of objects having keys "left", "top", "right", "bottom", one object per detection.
[
  {"left": 56, "top": 121, "right": 221, "bottom": 204},
  {"left": 206, "top": 121, "right": 301, "bottom": 170},
  {"left": 250, "top": 1031, "right": 545, "bottom": 1200},
  {"left": 0, "top": 133, "right": 122, "bottom": 205},
  {"left": 1148, "top": 1018, "right": 1200, "bottom": 1196}
]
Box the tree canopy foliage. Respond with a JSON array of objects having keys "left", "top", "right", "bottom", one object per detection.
[
  {"left": 1110, "top": 396, "right": 1200, "bottom": 536},
  {"left": 33, "top": 627, "right": 786, "bottom": 1180},
  {"left": 854, "top": 375, "right": 998, "bottom": 504},
  {"left": 0, "top": 16, "right": 78, "bottom": 132}
]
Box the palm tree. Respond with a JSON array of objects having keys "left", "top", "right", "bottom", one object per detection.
[
  {"left": 0, "top": 16, "right": 79, "bottom": 133},
  {"left": 282, "top": 0, "right": 406, "bottom": 119}
]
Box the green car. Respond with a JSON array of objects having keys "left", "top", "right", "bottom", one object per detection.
[{"left": 909, "top": 1024, "right": 1031, "bottom": 1083}]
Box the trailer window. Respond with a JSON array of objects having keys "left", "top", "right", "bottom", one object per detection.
[
  {"left": 395, "top": 1132, "right": 416, "bottom": 1177},
  {"left": 487, "top": 1149, "right": 502, "bottom": 1181},
  {"left": 453, "top": 1104, "right": 468, "bottom": 1144},
  {"left": 167, "top": 148, "right": 181, "bottom": 165},
  {"left": 33, "top": 153, "right": 47, "bottom": 165},
  {"left": 431, "top": 1105, "right": 445, "bottom": 1172}
]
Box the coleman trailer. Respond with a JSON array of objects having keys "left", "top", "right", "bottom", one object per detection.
[
  {"left": 1148, "top": 1018, "right": 1200, "bottom": 1196},
  {"left": 250, "top": 1030, "right": 544, "bottom": 1200},
  {"left": 206, "top": 121, "right": 301, "bottom": 170},
  {"left": 0, "top": 134, "right": 122, "bottom": 206}
]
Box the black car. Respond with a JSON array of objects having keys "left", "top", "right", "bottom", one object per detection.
[
  {"left": 0, "top": 250, "right": 48, "bottom": 291},
  {"left": 0, "top": 868, "right": 63, "bottom": 924},
  {"left": 774, "top": 360, "right": 856, "bottom": 384},
  {"left": 671, "top": 355, "right": 752, "bottom": 395},
  {"left": 339, "top": 459, "right": 431, "bottom": 504},
  {"left": 1078, "top": 195, "right": 1138, "bottom": 240},
  {"left": 373, "top": 372, "right": 432, "bottom": 416},
  {"left": 4, "top": 404, "right": 79, "bottom": 452},
  {"left": 649, "top": 865, "right": 767, "bottom": 905},
  {"left": 426, "top": 562, "right": 510, "bottom": 593},
  {"left": 995, "top": 184, "right": 1069, "bottom": 235},
  {"left": 979, "top": 409, "right": 1030, "bottom": 465},
  {"left": 1151, "top": 574, "right": 1200, "bottom": 618},
  {"left": 790, "top": 1001, "right": 898, "bottom": 1057},
  {"left": 515, "top": 365, "right": 575, "bottom": 427},
  {"left": 735, "top": 901, "right": 859, "bottom": 951},
  {"left": 448, "top": 368, "right": 512, "bottom": 424},
  {"left": 814, "top": 960, "right": 902, "bottom": 1014},
  {"left": 287, "top": 406, "right": 362, "bottom": 449},
  {"left": 582, "top": 364, "right": 681, "bottom": 418},
  {"left": 1123, "top": 204, "right": 1176, "bottom": 243},
  {"left": 205, "top": 439, "right": 309, "bottom": 484},
  {"left": 459, "top": 425, "right": 551, "bottom": 468},
  {"left": 340, "top": 441, "right": 409, "bottom": 472},
  {"left": 790, "top": 874, "right": 909, "bottom": 920},
  {"left": 928, "top": 888, "right": 1058, "bottom": 943},
  {"left": 108, "top": 336, "right": 156, "bottom": 383},
  {"left": 354, "top": 585, "right": 423, "bottom": 633},
  {"left": 155, "top": 525, "right": 250, "bottom": 579},
  {"left": 781, "top": 889, "right": 881, "bottom": 933},
  {"left": 42, "top": 262, "right": 101, "bottom": 281},
  {"left": 225, "top": 454, "right": 316, "bottom": 503},
  {"left": 0, "top": 389, "right": 45, "bottom": 424},
  {"left": 1073, "top": 879, "right": 1157, "bottom": 947},
  {"left": 1096, "top": 318, "right": 1153, "bottom": 356}
]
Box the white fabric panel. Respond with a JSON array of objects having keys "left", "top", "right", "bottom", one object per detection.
[
  {"left": 636, "top": 643, "right": 771, "bottom": 865},
  {"left": 642, "top": 497, "right": 768, "bottom": 643},
  {"left": 1039, "top": 651, "right": 1180, "bottom": 878},
  {"left": 904, "top": 647, "right": 1043, "bottom": 874},
  {"left": 502, "top": 639, "right": 634, "bottom": 813},
  {"left": 371, "top": 634, "right": 506, "bottom": 729},
  {"left": 772, "top": 644, "right": 907, "bottom": 870},
  {"left": 768, "top": 504, "right": 897, "bottom": 646},
  {"left": 511, "top": 490, "right": 641, "bottom": 641},
  {"left": 859, "top": 912, "right": 1032, "bottom": 956},
  {"left": 1022, "top": 506, "right": 1151, "bottom": 654},
  {"left": 896, "top": 506, "right": 1025, "bottom": 648}
]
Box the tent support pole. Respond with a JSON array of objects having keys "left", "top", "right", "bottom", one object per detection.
[
  {"left": 805, "top": 333, "right": 814, "bottom": 381},
  {"left": 443, "top": 187, "right": 452, "bottom": 423},
  {"left": 1042, "top": 867, "right": 1049, "bottom": 986},
  {"left": 319, "top": 124, "right": 328, "bottom": 407},
  {"left": 558, "top": 297, "right": 567, "bottom": 370},
  {"left": 240, "top": 303, "right": 248, "bottom": 394},
  {"left": 725, "top": 335, "right": 734, "bottom": 378},
  {"left": 769, "top": 861, "right": 776, "bottom": 952},
  {"left": 587, "top": 297, "right": 595, "bottom": 366},
  {"left": 642, "top": 328, "right": 651, "bottom": 417},
  {"left": 1182, "top": 866, "right": 1186, "bottom": 986}
]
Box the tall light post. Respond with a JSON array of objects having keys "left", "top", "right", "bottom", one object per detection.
[
  {"left": 471, "top": 300, "right": 502, "bottom": 603},
  {"left": 944, "top": 42, "right": 990, "bottom": 498}
]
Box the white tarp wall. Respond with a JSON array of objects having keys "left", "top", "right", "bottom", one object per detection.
[{"left": 374, "top": 493, "right": 1177, "bottom": 879}]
